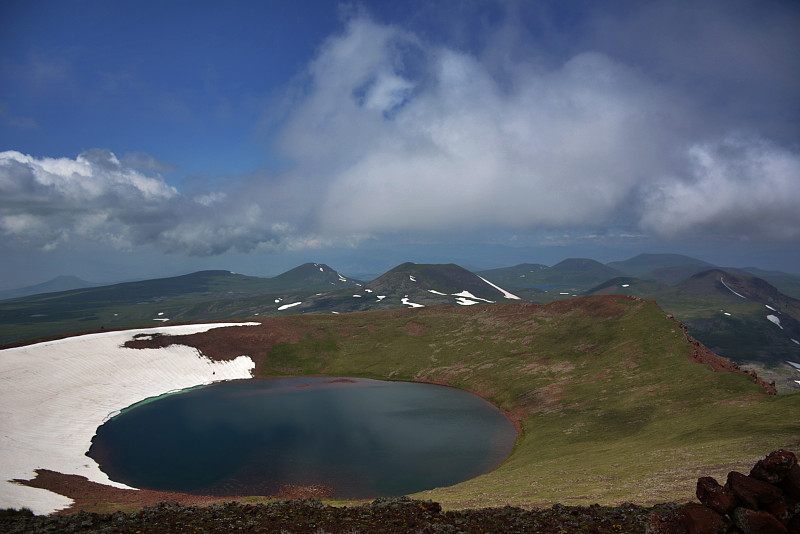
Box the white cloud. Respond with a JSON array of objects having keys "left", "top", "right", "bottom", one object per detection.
[
  {"left": 0, "top": 150, "right": 299, "bottom": 255},
  {"left": 278, "top": 18, "right": 672, "bottom": 234},
  {"left": 3, "top": 10, "right": 799, "bottom": 261},
  {"left": 270, "top": 14, "right": 799, "bottom": 244},
  {"left": 641, "top": 136, "right": 800, "bottom": 240}
]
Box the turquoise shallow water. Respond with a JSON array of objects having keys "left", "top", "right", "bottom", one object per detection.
[{"left": 88, "top": 377, "right": 517, "bottom": 498}]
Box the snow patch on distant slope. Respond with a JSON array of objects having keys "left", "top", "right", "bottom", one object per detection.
[
  {"left": 478, "top": 276, "right": 521, "bottom": 300},
  {"left": 455, "top": 297, "right": 479, "bottom": 306},
  {"left": 402, "top": 296, "right": 424, "bottom": 308},
  {"left": 720, "top": 276, "right": 746, "bottom": 299},
  {"left": 278, "top": 301, "right": 302, "bottom": 310},
  {"left": 427, "top": 289, "right": 447, "bottom": 295},
  {"left": 452, "top": 290, "right": 494, "bottom": 303},
  {"left": 767, "top": 315, "right": 783, "bottom": 329}
]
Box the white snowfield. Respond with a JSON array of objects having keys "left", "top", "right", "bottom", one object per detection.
[
  {"left": 452, "top": 290, "right": 494, "bottom": 304},
  {"left": 477, "top": 276, "right": 521, "bottom": 300},
  {"left": 767, "top": 314, "right": 784, "bottom": 329},
  {"left": 0, "top": 323, "right": 258, "bottom": 515}
]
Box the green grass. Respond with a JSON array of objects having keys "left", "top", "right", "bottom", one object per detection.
[{"left": 207, "top": 297, "right": 800, "bottom": 508}]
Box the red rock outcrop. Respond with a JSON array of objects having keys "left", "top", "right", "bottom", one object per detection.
[
  {"left": 679, "top": 449, "right": 799, "bottom": 534},
  {"left": 669, "top": 316, "right": 778, "bottom": 395}
]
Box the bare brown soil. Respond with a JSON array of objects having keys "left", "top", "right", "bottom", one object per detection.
[{"left": 13, "top": 470, "right": 335, "bottom": 515}]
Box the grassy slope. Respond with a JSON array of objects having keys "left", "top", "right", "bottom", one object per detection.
[{"left": 177, "top": 296, "right": 800, "bottom": 509}]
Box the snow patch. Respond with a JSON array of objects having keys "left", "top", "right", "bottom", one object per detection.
[
  {"left": 376, "top": 295, "right": 386, "bottom": 301},
  {"left": 792, "top": 339, "right": 799, "bottom": 345},
  {"left": 153, "top": 317, "right": 170, "bottom": 322},
  {"left": 720, "top": 276, "right": 746, "bottom": 299},
  {"left": 364, "top": 288, "right": 373, "bottom": 293},
  {"left": 621, "top": 284, "right": 630, "bottom": 288},
  {"left": 0, "top": 323, "right": 257, "bottom": 515},
  {"left": 478, "top": 276, "right": 521, "bottom": 300},
  {"left": 409, "top": 275, "right": 416, "bottom": 282},
  {"left": 452, "top": 290, "right": 494, "bottom": 303},
  {"left": 767, "top": 314, "right": 784, "bottom": 329},
  {"left": 455, "top": 297, "right": 479, "bottom": 306},
  {"left": 353, "top": 294, "right": 362, "bottom": 298},
  {"left": 401, "top": 296, "right": 424, "bottom": 308},
  {"left": 766, "top": 304, "right": 777, "bottom": 311},
  {"left": 278, "top": 301, "right": 302, "bottom": 310},
  {"left": 427, "top": 289, "right": 447, "bottom": 295}
]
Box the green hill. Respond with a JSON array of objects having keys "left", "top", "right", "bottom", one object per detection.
[
  {"left": 0, "top": 266, "right": 359, "bottom": 345},
  {"left": 607, "top": 253, "right": 713, "bottom": 278},
  {"left": 124, "top": 296, "right": 800, "bottom": 508},
  {"left": 0, "top": 275, "right": 100, "bottom": 300}
]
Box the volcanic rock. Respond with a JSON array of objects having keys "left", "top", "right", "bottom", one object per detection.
[
  {"left": 679, "top": 502, "right": 729, "bottom": 534},
  {"left": 750, "top": 449, "right": 798, "bottom": 484},
  {"left": 696, "top": 476, "right": 737, "bottom": 516},
  {"left": 726, "top": 471, "right": 783, "bottom": 509},
  {"left": 731, "top": 506, "right": 788, "bottom": 534}
]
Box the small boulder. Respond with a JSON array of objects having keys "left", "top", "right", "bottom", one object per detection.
[
  {"left": 697, "top": 476, "right": 737, "bottom": 515},
  {"left": 679, "top": 503, "right": 729, "bottom": 534},
  {"left": 750, "top": 450, "right": 798, "bottom": 484},
  {"left": 727, "top": 471, "right": 783, "bottom": 509},
  {"left": 731, "top": 507, "right": 788, "bottom": 534}
]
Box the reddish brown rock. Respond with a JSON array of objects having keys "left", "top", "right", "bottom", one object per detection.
[
  {"left": 782, "top": 464, "right": 800, "bottom": 501},
  {"left": 731, "top": 507, "right": 788, "bottom": 534},
  {"left": 697, "top": 476, "right": 737, "bottom": 516},
  {"left": 765, "top": 497, "right": 788, "bottom": 520},
  {"left": 727, "top": 471, "right": 783, "bottom": 509},
  {"left": 750, "top": 449, "right": 798, "bottom": 484},
  {"left": 787, "top": 514, "right": 800, "bottom": 534},
  {"left": 679, "top": 502, "right": 730, "bottom": 534}
]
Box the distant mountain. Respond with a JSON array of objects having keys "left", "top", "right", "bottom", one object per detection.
[
  {"left": 266, "top": 263, "right": 362, "bottom": 292},
  {"left": 738, "top": 267, "right": 800, "bottom": 300},
  {"left": 607, "top": 253, "right": 714, "bottom": 278},
  {"left": 479, "top": 259, "right": 624, "bottom": 297},
  {"left": 2, "top": 259, "right": 798, "bottom": 392},
  {"left": 0, "top": 275, "right": 99, "bottom": 300},
  {"left": 546, "top": 258, "right": 625, "bottom": 285},
  {"left": 642, "top": 264, "right": 713, "bottom": 285},
  {"left": 650, "top": 269, "right": 800, "bottom": 370},
  {"left": 269, "top": 263, "right": 522, "bottom": 315},
  {"left": 0, "top": 265, "right": 359, "bottom": 345},
  {"left": 473, "top": 263, "right": 549, "bottom": 289},
  {"left": 583, "top": 276, "right": 668, "bottom": 297}
]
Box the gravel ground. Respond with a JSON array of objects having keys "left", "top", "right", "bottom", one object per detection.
[{"left": 1, "top": 497, "right": 684, "bottom": 533}]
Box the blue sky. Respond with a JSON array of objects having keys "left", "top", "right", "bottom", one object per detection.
[{"left": 1, "top": 0, "right": 799, "bottom": 287}]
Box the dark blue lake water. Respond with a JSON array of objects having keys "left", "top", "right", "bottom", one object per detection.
[{"left": 88, "top": 377, "right": 517, "bottom": 498}]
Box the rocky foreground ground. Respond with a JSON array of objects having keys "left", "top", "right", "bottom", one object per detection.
[
  {"left": 1, "top": 497, "right": 680, "bottom": 533},
  {"left": 4, "top": 449, "right": 800, "bottom": 533}
]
